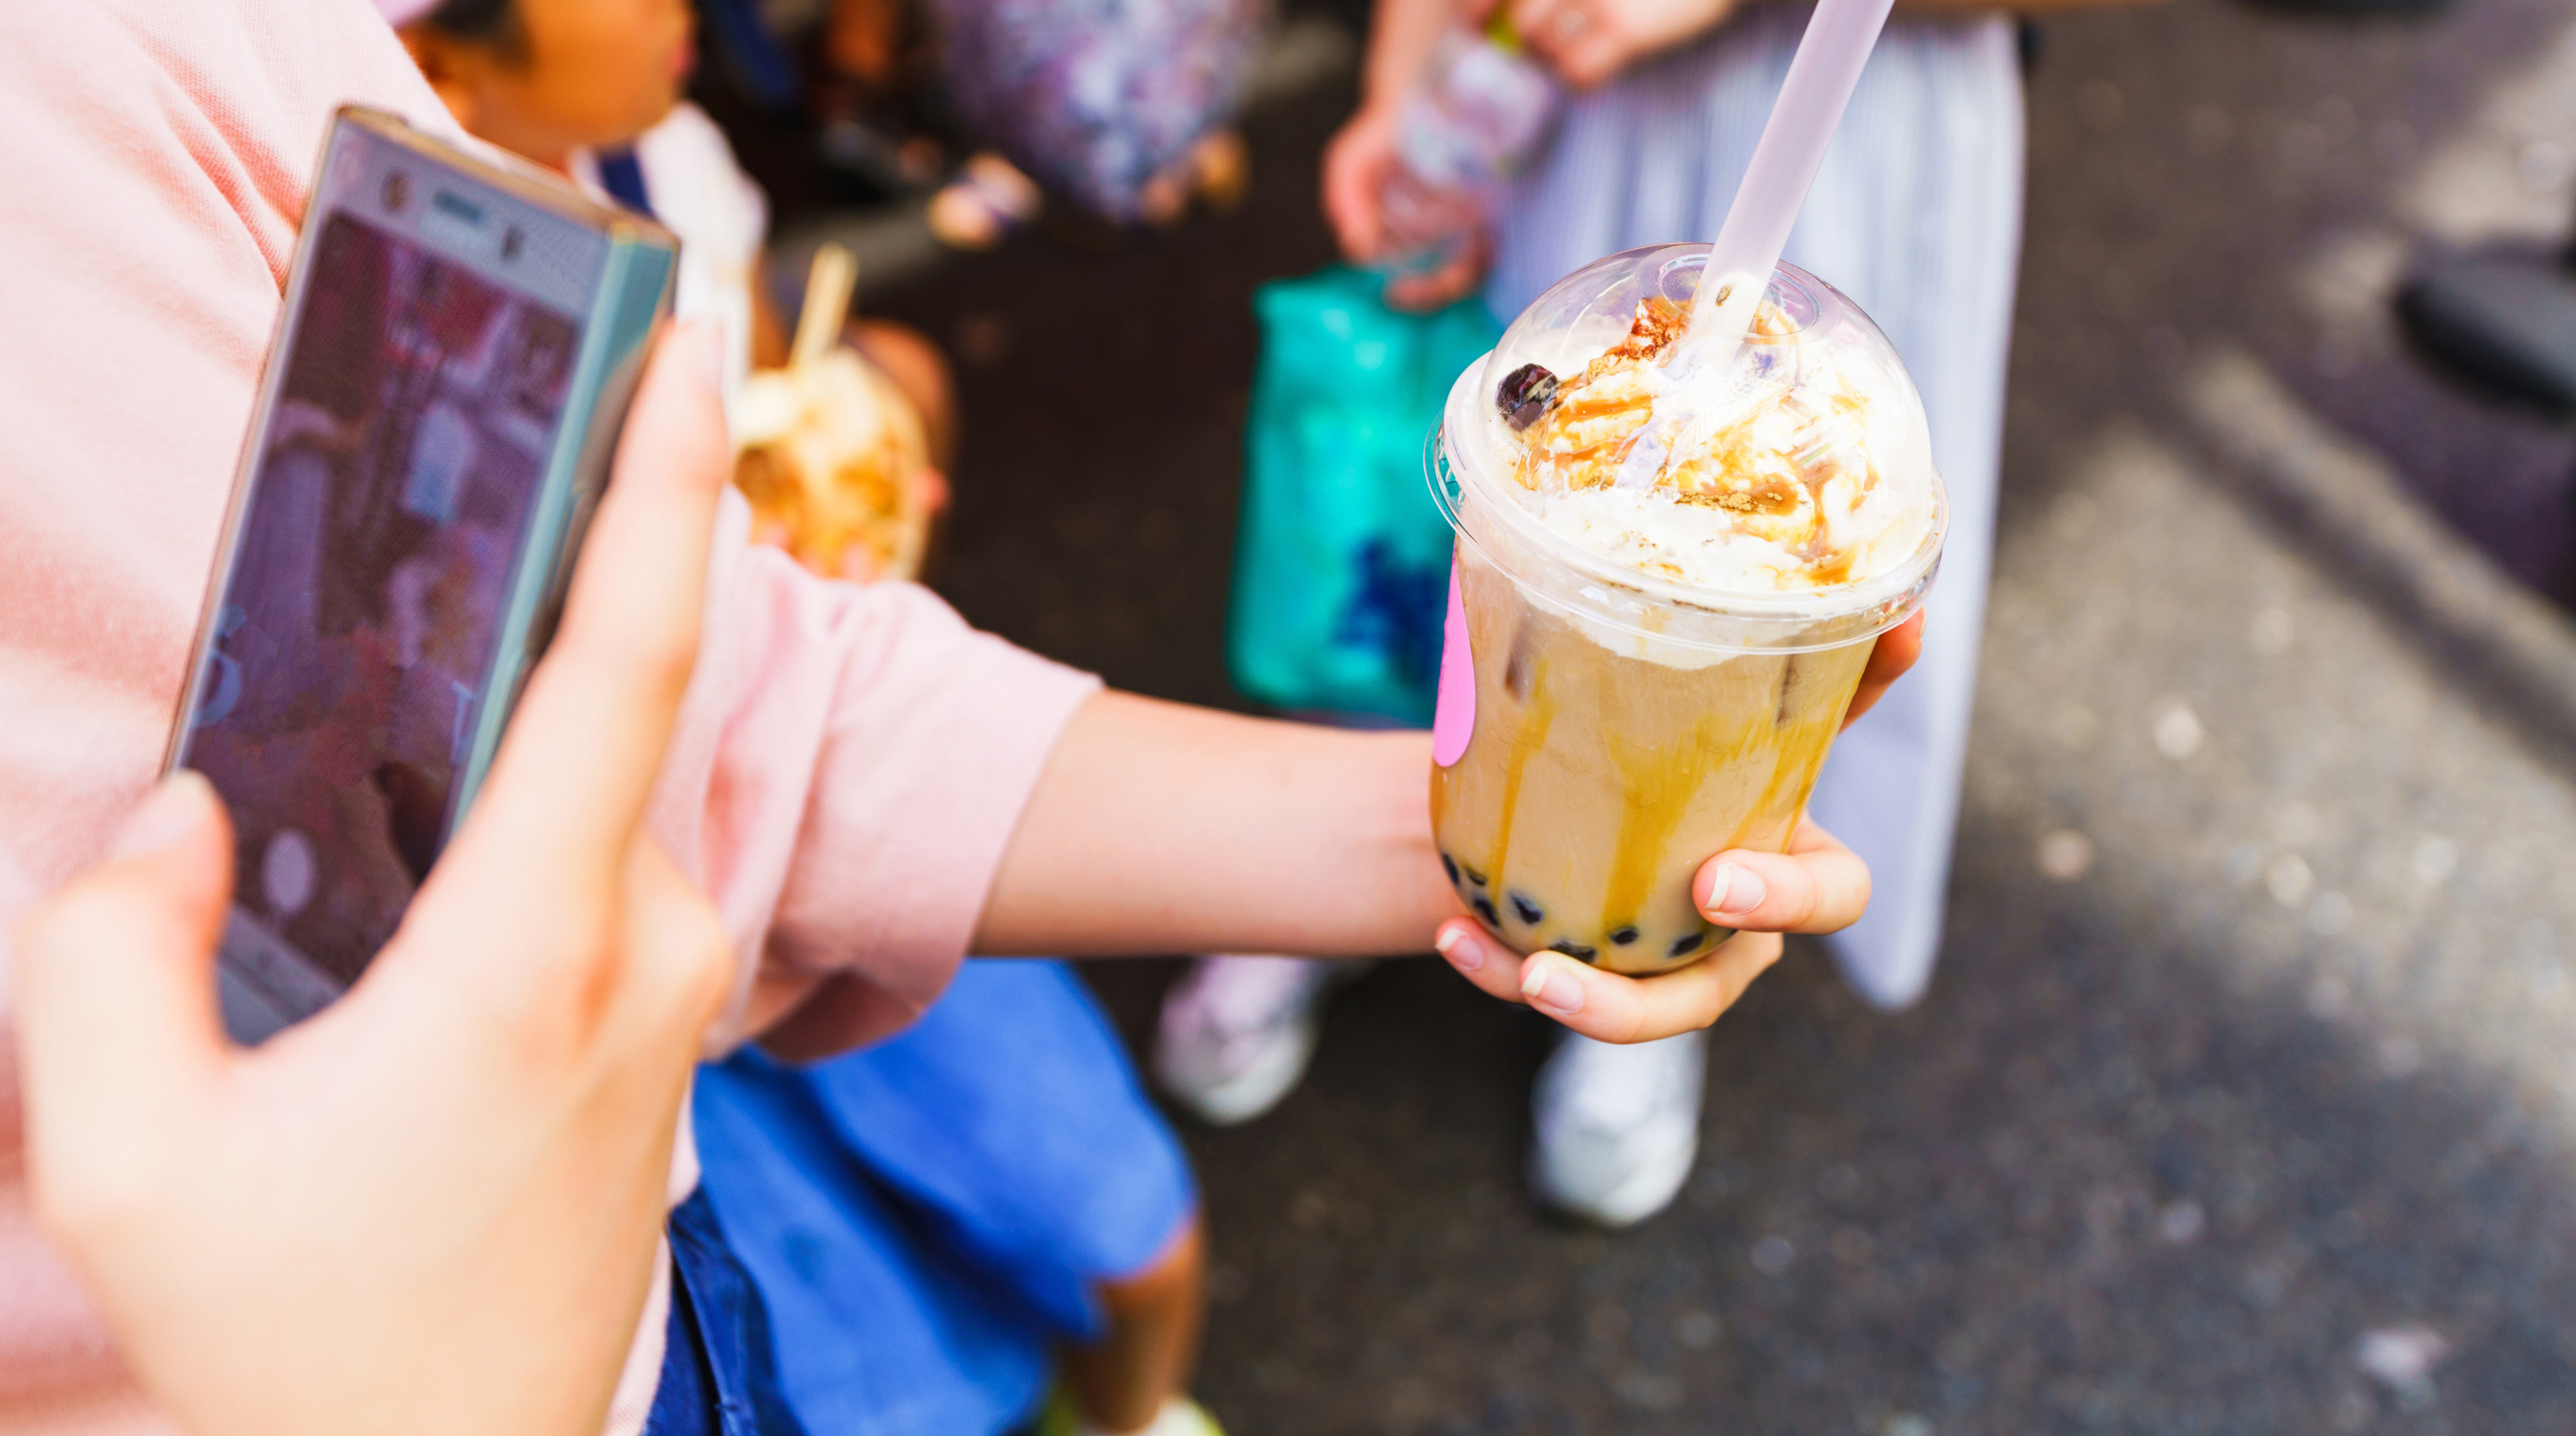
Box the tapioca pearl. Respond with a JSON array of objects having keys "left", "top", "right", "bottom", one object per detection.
[
  {"left": 1503, "top": 623, "right": 1541, "bottom": 702},
  {"left": 1440, "top": 852, "right": 1460, "bottom": 886},
  {"left": 1463, "top": 866, "right": 1488, "bottom": 888},
  {"left": 1608, "top": 926, "right": 1639, "bottom": 946},
  {"left": 1668, "top": 930, "right": 1708, "bottom": 959},
  {"left": 1471, "top": 894, "right": 1500, "bottom": 926},
  {"left": 1547, "top": 939, "right": 1598, "bottom": 963},
  {"left": 1509, "top": 892, "right": 1543, "bottom": 926}
]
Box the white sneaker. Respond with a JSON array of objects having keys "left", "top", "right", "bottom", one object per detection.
[
  {"left": 1040, "top": 1390, "right": 1227, "bottom": 1436},
  {"left": 1527, "top": 1030, "right": 1708, "bottom": 1227},
  {"left": 1153, "top": 956, "right": 1343, "bottom": 1125}
]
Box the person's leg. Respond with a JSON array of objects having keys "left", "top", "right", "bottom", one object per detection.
[{"left": 1058, "top": 1215, "right": 1209, "bottom": 1434}]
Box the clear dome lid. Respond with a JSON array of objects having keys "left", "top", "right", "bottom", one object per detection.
[{"left": 1430, "top": 242, "right": 1946, "bottom": 654}]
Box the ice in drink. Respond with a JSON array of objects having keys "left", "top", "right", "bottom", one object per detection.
[{"left": 1426, "top": 244, "right": 1944, "bottom": 974}]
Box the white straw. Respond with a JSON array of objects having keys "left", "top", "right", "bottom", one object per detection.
[
  {"left": 791, "top": 243, "right": 859, "bottom": 371},
  {"left": 1683, "top": 0, "right": 1898, "bottom": 356}
]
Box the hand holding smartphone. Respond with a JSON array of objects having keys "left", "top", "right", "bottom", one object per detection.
[{"left": 167, "top": 109, "right": 679, "bottom": 1040}]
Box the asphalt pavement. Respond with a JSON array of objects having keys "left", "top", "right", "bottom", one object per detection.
[{"left": 782, "top": 2, "right": 2576, "bottom": 1429}]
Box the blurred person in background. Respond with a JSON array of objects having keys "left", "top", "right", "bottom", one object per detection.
[
  {"left": 919, "top": 0, "right": 1257, "bottom": 246},
  {"left": 1162, "top": 0, "right": 2147, "bottom": 1228},
  {"left": 675, "top": 0, "right": 1260, "bottom": 250},
  {"left": 393, "top": 0, "right": 1222, "bottom": 1430},
  {"left": 394, "top": 0, "right": 955, "bottom": 460}
]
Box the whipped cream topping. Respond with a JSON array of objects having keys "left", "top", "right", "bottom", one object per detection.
[{"left": 1506, "top": 296, "right": 1933, "bottom": 594}]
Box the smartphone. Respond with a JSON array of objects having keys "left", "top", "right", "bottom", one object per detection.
[{"left": 164, "top": 108, "right": 679, "bottom": 1042}]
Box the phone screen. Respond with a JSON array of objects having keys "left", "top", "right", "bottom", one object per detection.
[{"left": 182, "top": 126, "right": 612, "bottom": 1021}]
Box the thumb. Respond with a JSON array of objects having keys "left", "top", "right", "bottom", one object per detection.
[{"left": 15, "top": 774, "right": 237, "bottom": 1194}]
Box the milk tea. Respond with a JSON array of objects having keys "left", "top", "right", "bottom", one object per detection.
[
  {"left": 1431, "top": 545, "right": 1869, "bottom": 972},
  {"left": 1425, "top": 246, "right": 1943, "bottom": 975}
]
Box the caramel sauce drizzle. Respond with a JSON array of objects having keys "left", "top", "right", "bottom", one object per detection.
[
  {"left": 1516, "top": 295, "right": 1888, "bottom": 588},
  {"left": 1484, "top": 634, "right": 1557, "bottom": 896}
]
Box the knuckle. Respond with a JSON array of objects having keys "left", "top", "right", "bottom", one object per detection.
[
  {"left": 1749, "top": 860, "right": 1804, "bottom": 924},
  {"left": 493, "top": 907, "right": 626, "bottom": 1046}
]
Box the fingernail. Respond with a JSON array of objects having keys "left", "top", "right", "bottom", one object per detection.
[
  {"left": 1706, "top": 863, "right": 1766, "bottom": 918},
  {"left": 109, "top": 773, "right": 214, "bottom": 860},
  {"left": 1434, "top": 923, "right": 1483, "bottom": 973},
  {"left": 1520, "top": 961, "right": 1584, "bottom": 1017}
]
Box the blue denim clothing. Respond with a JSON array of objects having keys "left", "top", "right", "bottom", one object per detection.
[
  {"left": 694, "top": 959, "right": 1198, "bottom": 1436},
  {"left": 642, "top": 1187, "right": 809, "bottom": 1436}
]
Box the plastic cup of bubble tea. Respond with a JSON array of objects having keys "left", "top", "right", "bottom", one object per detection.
[{"left": 1424, "top": 242, "right": 1945, "bottom": 975}]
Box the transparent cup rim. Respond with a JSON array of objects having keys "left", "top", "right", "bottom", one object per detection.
[{"left": 1426, "top": 363, "right": 1948, "bottom": 655}]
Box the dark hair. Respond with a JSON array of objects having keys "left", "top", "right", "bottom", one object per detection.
[{"left": 423, "top": 0, "right": 525, "bottom": 53}]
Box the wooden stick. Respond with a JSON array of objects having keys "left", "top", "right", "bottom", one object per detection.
[{"left": 791, "top": 243, "right": 858, "bottom": 371}]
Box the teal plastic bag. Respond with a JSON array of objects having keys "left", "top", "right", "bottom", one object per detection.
[{"left": 1228, "top": 267, "right": 1502, "bottom": 725}]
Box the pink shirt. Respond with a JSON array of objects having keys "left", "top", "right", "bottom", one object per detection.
[{"left": 0, "top": 1, "right": 1099, "bottom": 1427}]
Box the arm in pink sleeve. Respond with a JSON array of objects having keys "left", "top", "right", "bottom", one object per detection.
[{"left": 652, "top": 493, "right": 1101, "bottom": 1056}]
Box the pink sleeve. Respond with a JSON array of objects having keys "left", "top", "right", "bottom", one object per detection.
[{"left": 654, "top": 495, "right": 1102, "bottom": 1054}]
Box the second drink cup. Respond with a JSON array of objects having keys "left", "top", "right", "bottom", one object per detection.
[{"left": 1426, "top": 243, "right": 1945, "bottom": 975}]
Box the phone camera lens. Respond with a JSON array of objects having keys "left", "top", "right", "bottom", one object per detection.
[
  {"left": 382, "top": 171, "right": 409, "bottom": 212},
  {"left": 502, "top": 226, "right": 525, "bottom": 262}
]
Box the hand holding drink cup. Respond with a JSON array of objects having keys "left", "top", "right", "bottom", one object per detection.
[
  {"left": 1425, "top": 246, "right": 1938, "bottom": 1042},
  {"left": 1418, "top": 0, "right": 1926, "bottom": 1044},
  {"left": 1435, "top": 609, "right": 1921, "bottom": 1043}
]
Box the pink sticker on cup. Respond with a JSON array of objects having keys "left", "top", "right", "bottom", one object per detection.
[{"left": 1431, "top": 565, "right": 1474, "bottom": 767}]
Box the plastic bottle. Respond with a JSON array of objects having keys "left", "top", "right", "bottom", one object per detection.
[{"left": 1377, "top": 19, "right": 1562, "bottom": 273}]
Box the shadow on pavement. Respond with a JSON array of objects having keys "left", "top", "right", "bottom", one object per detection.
[{"left": 1083, "top": 801, "right": 2576, "bottom": 1434}]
